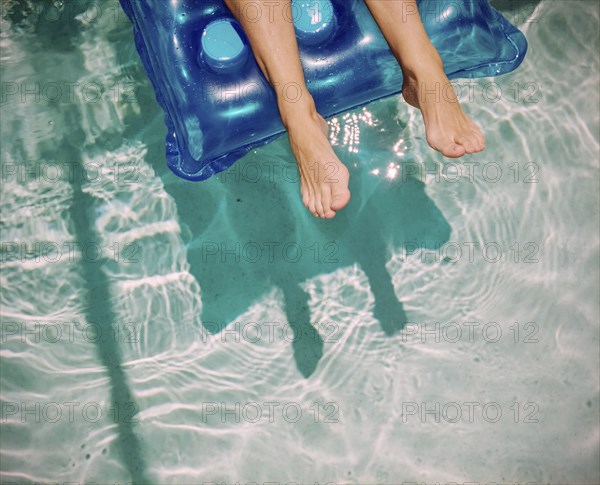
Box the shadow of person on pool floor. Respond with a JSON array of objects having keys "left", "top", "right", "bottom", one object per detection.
[{"left": 167, "top": 119, "right": 451, "bottom": 378}]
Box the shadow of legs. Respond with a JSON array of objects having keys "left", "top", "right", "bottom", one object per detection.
[
  {"left": 359, "top": 248, "right": 408, "bottom": 336},
  {"left": 281, "top": 282, "right": 324, "bottom": 378}
]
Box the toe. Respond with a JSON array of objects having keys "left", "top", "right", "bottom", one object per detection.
[
  {"left": 467, "top": 133, "right": 483, "bottom": 154},
  {"left": 427, "top": 132, "right": 466, "bottom": 158},
  {"left": 320, "top": 188, "right": 337, "bottom": 219},
  {"left": 441, "top": 141, "right": 466, "bottom": 158},
  {"left": 329, "top": 165, "right": 351, "bottom": 211},
  {"left": 467, "top": 125, "right": 485, "bottom": 152},
  {"left": 464, "top": 140, "right": 478, "bottom": 154},
  {"left": 454, "top": 134, "right": 477, "bottom": 154},
  {"left": 314, "top": 192, "right": 326, "bottom": 218},
  {"left": 306, "top": 188, "right": 319, "bottom": 217},
  {"left": 301, "top": 189, "right": 310, "bottom": 210},
  {"left": 475, "top": 131, "right": 486, "bottom": 152},
  {"left": 330, "top": 187, "right": 351, "bottom": 211},
  {"left": 303, "top": 189, "right": 317, "bottom": 217}
]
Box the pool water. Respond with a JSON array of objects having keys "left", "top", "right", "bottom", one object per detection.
[{"left": 1, "top": 0, "right": 598, "bottom": 483}]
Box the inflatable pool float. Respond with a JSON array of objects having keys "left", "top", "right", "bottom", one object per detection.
[{"left": 120, "top": 0, "right": 528, "bottom": 181}]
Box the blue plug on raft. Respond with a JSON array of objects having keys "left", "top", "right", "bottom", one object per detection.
[{"left": 120, "top": 0, "right": 528, "bottom": 181}]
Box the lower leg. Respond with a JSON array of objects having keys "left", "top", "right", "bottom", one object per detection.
[
  {"left": 224, "top": 0, "right": 350, "bottom": 218},
  {"left": 364, "top": 0, "right": 485, "bottom": 156}
]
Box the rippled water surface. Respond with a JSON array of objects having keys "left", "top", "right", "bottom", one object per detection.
[{"left": 1, "top": 1, "right": 599, "bottom": 483}]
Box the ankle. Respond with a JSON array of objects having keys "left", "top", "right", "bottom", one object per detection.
[
  {"left": 400, "top": 44, "right": 445, "bottom": 81},
  {"left": 278, "top": 92, "right": 318, "bottom": 129}
]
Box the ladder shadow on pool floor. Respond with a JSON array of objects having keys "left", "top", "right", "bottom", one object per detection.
[
  {"left": 13, "top": 3, "right": 155, "bottom": 478},
  {"left": 67, "top": 146, "right": 152, "bottom": 484}
]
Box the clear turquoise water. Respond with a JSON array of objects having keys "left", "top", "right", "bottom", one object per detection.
[{"left": 1, "top": 0, "right": 599, "bottom": 483}]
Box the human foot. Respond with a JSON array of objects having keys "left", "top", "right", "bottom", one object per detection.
[
  {"left": 282, "top": 103, "right": 351, "bottom": 219},
  {"left": 402, "top": 62, "right": 486, "bottom": 158}
]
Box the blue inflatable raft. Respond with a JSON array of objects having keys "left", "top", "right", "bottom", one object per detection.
[{"left": 120, "top": 0, "right": 528, "bottom": 181}]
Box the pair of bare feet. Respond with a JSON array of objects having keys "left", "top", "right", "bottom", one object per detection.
[{"left": 283, "top": 59, "right": 486, "bottom": 219}]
